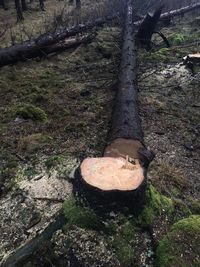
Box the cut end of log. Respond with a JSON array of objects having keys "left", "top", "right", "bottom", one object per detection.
[
  {"left": 104, "top": 138, "right": 144, "bottom": 159},
  {"left": 80, "top": 157, "right": 144, "bottom": 191}
]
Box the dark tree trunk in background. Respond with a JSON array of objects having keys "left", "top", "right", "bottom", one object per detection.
[
  {"left": 39, "top": 0, "right": 45, "bottom": 11},
  {"left": 15, "top": 0, "right": 24, "bottom": 21},
  {"left": 136, "top": 6, "right": 163, "bottom": 50},
  {"left": 0, "top": 0, "right": 8, "bottom": 10},
  {"left": 76, "top": 0, "right": 81, "bottom": 8},
  {"left": 21, "top": 0, "right": 27, "bottom": 11},
  {"left": 0, "top": 0, "right": 5, "bottom": 9}
]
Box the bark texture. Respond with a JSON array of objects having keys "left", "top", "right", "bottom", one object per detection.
[
  {"left": 1, "top": 212, "right": 66, "bottom": 267},
  {"left": 134, "top": 2, "right": 200, "bottom": 27},
  {"left": 0, "top": 34, "right": 94, "bottom": 67},
  {"left": 0, "top": 15, "right": 116, "bottom": 68},
  {"left": 78, "top": 0, "right": 154, "bottom": 213},
  {"left": 136, "top": 6, "right": 163, "bottom": 50}
]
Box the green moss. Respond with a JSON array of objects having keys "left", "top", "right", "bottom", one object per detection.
[
  {"left": 15, "top": 104, "right": 47, "bottom": 122},
  {"left": 63, "top": 198, "right": 101, "bottom": 230},
  {"left": 138, "top": 185, "right": 174, "bottom": 227},
  {"left": 111, "top": 237, "right": 134, "bottom": 266},
  {"left": 145, "top": 48, "right": 171, "bottom": 63},
  {"left": 168, "top": 33, "right": 186, "bottom": 46},
  {"left": 104, "top": 214, "right": 136, "bottom": 266},
  {"left": 156, "top": 215, "right": 200, "bottom": 267},
  {"left": 44, "top": 156, "right": 62, "bottom": 170},
  {"left": 189, "top": 199, "right": 200, "bottom": 215}
]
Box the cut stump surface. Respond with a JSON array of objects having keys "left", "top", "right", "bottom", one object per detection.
[{"left": 81, "top": 157, "right": 144, "bottom": 191}]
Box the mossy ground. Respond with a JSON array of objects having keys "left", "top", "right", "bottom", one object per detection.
[
  {"left": 0, "top": 25, "right": 121, "bottom": 195},
  {"left": 156, "top": 215, "right": 200, "bottom": 267}
]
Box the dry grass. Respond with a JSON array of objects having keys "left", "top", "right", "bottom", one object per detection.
[{"left": 150, "top": 160, "right": 189, "bottom": 198}]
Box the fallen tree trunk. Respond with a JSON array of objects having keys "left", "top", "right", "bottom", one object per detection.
[
  {"left": 77, "top": 0, "right": 154, "bottom": 214},
  {"left": 1, "top": 212, "right": 66, "bottom": 267},
  {"left": 0, "top": 34, "right": 95, "bottom": 67},
  {"left": 134, "top": 2, "right": 200, "bottom": 27},
  {"left": 160, "top": 2, "right": 200, "bottom": 21},
  {"left": 0, "top": 15, "right": 116, "bottom": 68}
]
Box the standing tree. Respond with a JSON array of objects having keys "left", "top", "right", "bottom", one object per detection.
[
  {"left": 15, "top": 0, "right": 24, "bottom": 21},
  {"left": 69, "top": 0, "right": 81, "bottom": 8},
  {"left": 21, "top": 0, "right": 27, "bottom": 11},
  {"left": 39, "top": 0, "right": 45, "bottom": 11}
]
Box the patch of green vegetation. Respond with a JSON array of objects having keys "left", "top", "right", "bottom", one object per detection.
[
  {"left": 63, "top": 197, "right": 101, "bottom": 230},
  {"left": 111, "top": 236, "right": 134, "bottom": 267},
  {"left": 168, "top": 33, "right": 186, "bottom": 46},
  {"left": 105, "top": 217, "right": 136, "bottom": 266},
  {"left": 188, "top": 199, "right": 200, "bottom": 215},
  {"left": 156, "top": 215, "right": 200, "bottom": 267},
  {"left": 44, "top": 155, "right": 62, "bottom": 170},
  {"left": 138, "top": 184, "right": 174, "bottom": 227},
  {"left": 15, "top": 104, "right": 47, "bottom": 122},
  {"left": 173, "top": 198, "right": 192, "bottom": 221},
  {"left": 18, "top": 133, "right": 50, "bottom": 154},
  {"left": 0, "top": 150, "right": 19, "bottom": 193},
  {"left": 145, "top": 48, "right": 171, "bottom": 63}
]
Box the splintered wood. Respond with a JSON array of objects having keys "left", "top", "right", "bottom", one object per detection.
[{"left": 81, "top": 157, "right": 144, "bottom": 191}]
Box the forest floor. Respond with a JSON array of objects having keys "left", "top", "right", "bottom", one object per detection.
[{"left": 0, "top": 1, "right": 200, "bottom": 267}]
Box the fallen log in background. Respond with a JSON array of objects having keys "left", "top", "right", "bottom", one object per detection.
[
  {"left": 160, "top": 2, "right": 200, "bottom": 21},
  {"left": 136, "top": 2, "right": 200, "bottom": 50},
  {"left": 77, "top": 0, "right": 154, "bottom": 214},
  {"left": 0, "top": 15, "right": 117, "bottom": 68},
  {"left": 0, "top": 34, "right": 95, "bottom": 67},
  {"left": 134, "top": 2, "right": 200, "bottom": 27}
]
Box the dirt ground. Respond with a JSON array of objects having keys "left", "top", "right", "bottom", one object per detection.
[{"left": 0, "top": 1, "right": 200, "bottom": 266}]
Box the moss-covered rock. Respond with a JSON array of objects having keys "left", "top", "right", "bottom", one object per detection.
[
  {"left": 15, "top": 104, "right": 47, "bottom": 122},
  {"left": 156, "top": 215, "right": 200, "bottom": 267},
  {"left": 138, "top": 185, "right": 174, "bottom": 227}
]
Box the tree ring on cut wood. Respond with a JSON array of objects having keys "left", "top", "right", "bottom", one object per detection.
[{"left": 80, "top": 156, "right": 144, "bottom": 192}]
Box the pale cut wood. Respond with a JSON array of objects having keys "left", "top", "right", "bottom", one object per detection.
[{"left": 81, "top": 157, "right": 144, "bottom": 191}]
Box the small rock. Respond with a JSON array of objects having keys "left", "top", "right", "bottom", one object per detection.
[
  {"left": 80, "top": 90, "right": 91, "bottom": 97},
  {"left": 183, "top": 143, "right": 194, "bottom": 151},
  {"left": 14, "top": 117, "right": 25, "bottom": 123}
]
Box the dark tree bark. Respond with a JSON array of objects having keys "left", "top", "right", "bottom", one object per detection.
[
  {"left": 78, "top": 0, "right": 154, "bottom": 214},
  {"left": 0, "top": 0, "right": 5, "bottom": 9},
  {"left": 160, "top": 2, "right": 200, "bottom": 21},
  {"left": 0, "top": 15, "right": 116, "bottom": 68},
  {"left": 0, "top": 34, "right": 95, "bottom": 67},
  {"left": 39, "top": 0, "right": 45, "bottom": 11},
  {"left": 1, "top": 212, "right": 66, "bottom": 267},
  {"left": 15, "top": 0, "right": 24, "bottom": 21},
  {"left": 134, "top": 2, "right": 200, "bottom": 27},
  {"left": 21, "top": 0, "right": 27, "bottom": 11},
  {"left": 136, "top": 6, "right": 163, "bottom": 50},
  {"left": 76, "top": 0, "right": 81, "bottom": 8}
]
